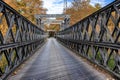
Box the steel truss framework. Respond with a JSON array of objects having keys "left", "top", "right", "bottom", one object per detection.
[
  {"left": 35, "top": 14, "right": 70, "bottom": 30},
  {"left": 35, "top": 14, "right": 70, "bottom": 18},
  {"left": 41, "top": 20, "right": 63, "bottom": 24},
  {"left": 0, "top": 1, "right": 46, "bottom": 79},
  {"left": 56, "top": 0, "right": 120, "bottom": 79}
]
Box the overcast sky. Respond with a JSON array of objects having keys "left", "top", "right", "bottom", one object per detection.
[{"left": 43, "top": 0, "right": 114, "bottom": 14}]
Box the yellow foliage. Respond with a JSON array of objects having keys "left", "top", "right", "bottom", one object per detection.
[
  {"left": 4, "top": 0, "right": 46, "bottom": 24},
  {"left": 0, "top": 0, "right": 45, "bottom": 36}
]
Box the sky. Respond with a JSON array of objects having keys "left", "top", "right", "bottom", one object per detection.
[{"left": 43, "top": 0, "right": 114, "bottom": 14}]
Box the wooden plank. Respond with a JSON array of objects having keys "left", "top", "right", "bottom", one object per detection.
[{"left": 8, "top": 38, "right": 113, "bottom": 80}]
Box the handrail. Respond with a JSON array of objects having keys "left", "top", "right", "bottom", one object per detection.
[
  {"left": 0, "top": 1, "right": 46, "bottom": 79},
  {"left": 56, "top": 0, "right": 120, "bottom": 79}
]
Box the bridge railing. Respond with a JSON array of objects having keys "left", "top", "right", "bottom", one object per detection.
[
  {"left": 56, "top": 0, "right": 120, "bottom": 78},
  {"left": 0, "top": 1, "right": 46, "bottom": 79}
]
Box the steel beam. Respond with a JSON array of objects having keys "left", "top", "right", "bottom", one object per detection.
[
  {"left": 56, "top": 0, "right": 120, "bottom": 79},
  {"left": 0, "top": 1, "right": 47, "bottom": 79},
  {"left": 35, "top": 14, "right": 70, "bottom": 18},
  {"left": 41, "top": 20, "right": 63, "bottom": 24}
]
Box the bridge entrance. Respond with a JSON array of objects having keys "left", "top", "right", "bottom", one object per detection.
[
  {"left": 35, "top": 14, "right": 70, "bottom": 31},
  {"left": 47, "top": 30, "right": 56, "bottom": 37}
]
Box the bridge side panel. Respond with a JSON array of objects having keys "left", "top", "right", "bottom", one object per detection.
[
  {"left": 56, "top": 0, "right": 120, "bottom": 79},
  {"left": 0, "top": 1, "right": 47, "bottom": 80}
]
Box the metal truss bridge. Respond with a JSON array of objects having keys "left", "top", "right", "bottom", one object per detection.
[{"left": 0, "top": 0, "right": 120, "bottom": 80}]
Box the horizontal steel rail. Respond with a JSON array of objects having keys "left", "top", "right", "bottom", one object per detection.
[
  {"left": 0, "top": 1, "right": 47, "bottom": 80},
  {"left": 56, "top": 0, "right": 120, "bottom": 79},
  {"left": 35, "top": 14, "right": 70, "bottom": 18},
  {"left": 57, "top": 38, "right": 120, "bottom": 49}
]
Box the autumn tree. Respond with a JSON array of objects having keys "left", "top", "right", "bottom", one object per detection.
[
  {"left": 4, "top": 0, "right": 46, "bottom": 24},
  {"left": 0, "top": 0, "right": 46, "bottom": 37},
  {"left": 45, "top": 24, "right": 60, "bottom": 31},
  {"left": 95, "top": 3, "right": 101, "bottom": 9},
  {"left": 65, "top": 0, "right": 101, "bottom": 25}
]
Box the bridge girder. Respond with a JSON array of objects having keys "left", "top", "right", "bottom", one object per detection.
[
  {"left": 35, "top": 14, "right": 70, "bottom": 19},
  {"left": 41, "top": 20, "right": 63, "bottom": 24},
  {"left": 35, "top": 14, "right": 70, "bottom": 30}
]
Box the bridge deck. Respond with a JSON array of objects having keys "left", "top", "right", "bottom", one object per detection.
[{"left": 9, "top": 38, "right": 111, "bottom": 80}]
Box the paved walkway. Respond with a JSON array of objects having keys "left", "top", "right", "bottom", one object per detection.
[{"left": 9, "top": 38, "right": 111, "bottom": 80}]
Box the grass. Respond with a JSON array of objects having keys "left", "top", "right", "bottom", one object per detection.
[
  {"left": 0, "top": 53, "right": 8, "bottom": 73},
  {"left": 107, "top": 56, "right": 115, "bottom": 70},
  {"left": 87, "top": 47, "right": 115, "bottom": 70},
  {"left": 96, "top": 51, "right": 102, "bottom": 63},
  {"left": 95, "top": 51, "right": 115, "bottom": 70},
  {"left": 0, "top": 50, "right": 17, "bottom": 74}
]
